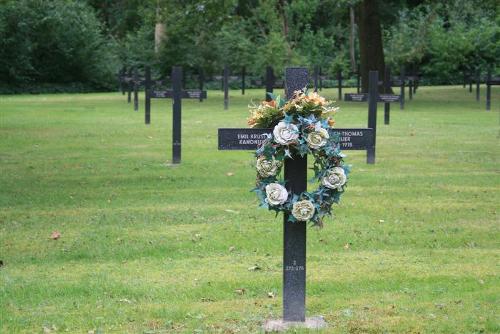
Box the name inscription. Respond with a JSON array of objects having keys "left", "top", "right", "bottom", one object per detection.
[
  {"left": 150, "top": 90, "right": 207, "bottom": 99},
  {"left": 218, "top": 128, "right": 374, "bottom": 151},
  {"left": 344, "top": 93, "right": 368, "bottom": 102},
  {"left": 344, "top": 93, "right": 400, "bottom": 103}
]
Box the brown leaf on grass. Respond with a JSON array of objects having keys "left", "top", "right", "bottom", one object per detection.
[
  {"left": 234, "top": 288, "right": 246, "bottom": 295},
  {"left": 228, "top": 246, "right": 235, "bottom": 252},
  {"left": 50, "top": 231, "right": 61, "bottom": 240}
]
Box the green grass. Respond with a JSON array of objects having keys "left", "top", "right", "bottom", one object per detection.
[{"left": 0, "top": 85, "right": 499, "bottom": 333}]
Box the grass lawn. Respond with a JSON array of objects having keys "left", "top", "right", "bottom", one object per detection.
[{"left": 0, "top": 85, "right": 499, "bottom": 333}]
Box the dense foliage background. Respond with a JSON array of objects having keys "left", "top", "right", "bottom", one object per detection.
[{"left": 0, "top": 0, "right": 498, "bottom": 93}]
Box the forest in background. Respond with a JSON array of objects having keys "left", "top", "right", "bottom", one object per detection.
[{"left": 0, "top": 0, "right": 498, "bottom": 93}]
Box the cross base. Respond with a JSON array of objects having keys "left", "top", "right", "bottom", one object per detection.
[{"left": 263, "top": 316, "right": 327, "bottom": 332}]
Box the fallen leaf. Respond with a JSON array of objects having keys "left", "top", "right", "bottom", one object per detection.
[
  {"left": 191, "top": 233, "right": 202, "bottom": 242},
  {"left": 226, "top": 172, "right": 234, "bottom": 176},
  {"left": 342, "top": 308, "right": 353, "bottom": 317},
  {"left": 248, "top": 265, "right": 261, "bottom": 271},
  {"left": 267, "top": 291, "right": 276, "bottom": 298},
  {"left": 343, "top": 243, "right": 350, "bottom": 250},
  {"left": 50, "top": 231, "right": 61, "bottom": 240},
  {"left": 119, "top": 298, "right": 132, "bottom": 304},
  {"left": 379, "top": 219, "right": 385, "bottom": 223},
  {"left": 228, "top": 246, "right": 235, "bottom": 252},
  {"left": 147, "top": 136, "right": 153, "bottom": 139},
  {"left": 234, "top": 288, "right": 246, "bottom": 295}
]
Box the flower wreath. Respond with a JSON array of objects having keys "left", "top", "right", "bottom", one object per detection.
[{"left": 248, "top": 89, "right": 349, "bottom": 227}]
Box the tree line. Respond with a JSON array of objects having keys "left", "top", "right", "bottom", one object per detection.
[{"left": 0, "top": 0, "right": 498, "bottom": 93}]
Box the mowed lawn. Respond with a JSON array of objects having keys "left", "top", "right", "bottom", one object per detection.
[{"left": 0, "top": 85, "right": 499, "bottom": 333}]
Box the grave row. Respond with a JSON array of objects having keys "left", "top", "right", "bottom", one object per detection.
[
  {"left": 119, "top": 64, "right": 420, "bottom": 115},
  {"left": 118, "top": 64, "right": 413, "bottom": 167},
  {"left": 462, "top": 69, "right": 499, "bottom": 111}
]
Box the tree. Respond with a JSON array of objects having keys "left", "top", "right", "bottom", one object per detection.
[{"left": 357, "top": 0, "right": 386, "bottom": 92}]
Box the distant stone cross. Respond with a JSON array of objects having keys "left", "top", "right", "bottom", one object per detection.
[
  {"left": 218, "top": 68, "right": 373, "bottom": 328},
  {"left": 144, "top": 66, "right": 207, "bottom": 164}
]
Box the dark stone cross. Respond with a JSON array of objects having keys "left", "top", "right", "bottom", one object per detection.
[
  {"left": 133, "top": 68, "right": 139, "bottom": 112},
  {"left": 126, "top": 67, "right": 133, "bottom": 103},
  {"left": 313, "top": 66, "right": 319, "bottom": 92},
  {"left": 144, "top": 66, "right": 206, "bottom": 164},
  {"left": 241, "top": 66, "right": 246, "bottom": 95},
  {"left": 218, "top": 68, "right": 374, "bottom": 328},
  {"left": 144, "top": 66, "right": 206, "bottom": 125},
  {"left": 344, "top": 71, "right": 397, "bottom": 163},
  {"left": 356, "top": 65, "right": 361, "bottom": 94},
  {"left": 224, "top": 65, "right": 229, "bottom": 110},
  {"left": 265, "top": 66, "right": 275, "bottom": 101},
  {"left": 337, "top": 70, "right": 343, "bottom": 101},
  {"left": 384, "top": 66, "right": 392, "bottom": 125},
  {"left": 486, "top": 70, "right": 499, "bottom": 111},
  {"left": 400, "top": 66, "right": 406, "bottom": 110},
  {"left": 118, "top": 67, "right": 126, "bottom": 96},
  {"left": 475, "top": 68, "right": 480, "bottom": 102}
]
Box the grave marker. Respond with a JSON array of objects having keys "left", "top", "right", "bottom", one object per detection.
[
  {"left": 408, "top": 75, "right": 413, "bottom": 100},
  {"left": 118, "top": 67, "right": 126, "bottom": 95},
  {"left": 265, "top": 66, "right": 275, "bottom": 101},
  {"left": 319, "top": 66, "right": 323, "bottom": 91},
  {"left": 127, "top": 67, "right": 133, "bottom": 103},
  {"left": 476, "top": 68, "right": 481, "bottom": 102},
  {"left": 384, "top": 66, "right": 391, "bottom": 124},
  {"left": 486, "top": 70, "right": 499, "bottom": 111},
  {"left": 133, "top": 68, "right": 139, "bottom": 112},
  {"left": 198, "top": 68, "right": 205, "bottom": 103},
  {"left": 241, "top": 66, "right": 246, "bottom": 95},
  {"left": 356, "top": 64, "right": 361, "bottom": 94},
  {"left": 218, "top": 68, "right": 375, "bottom": 329},
  {"left": 400, "top": 66, "right": 405, "bottom": 110},
  {"left": 313, "top": 65, "right": 319, "bottom": 92},
  {"left": 144, "top": 67, "right": 206, "bottom": 164},
  {"left": 469, "top": 70, "right": 473, "bottom": 93},
  {"left": 337, "top": 70, "right": 343, "bottom": 100},
  {"left": 224, "top": 65, "right": 229, "bottom": 110}
]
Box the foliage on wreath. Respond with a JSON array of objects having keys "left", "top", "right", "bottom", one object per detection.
[{"left": 248, "top": 89, "right": 349, "bottom": 227}]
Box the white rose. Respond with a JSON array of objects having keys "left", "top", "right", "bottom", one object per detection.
[
  {"left": 265, "top": 183, "right": 288, "bottom": 206},
  {"left": 273, "top": 121, "right": 299, "bottom": 145},
  {"left": 321, "top": 167, "right": 346, "bottom": 190},
  {"left": 306, "top": 128, "right": 329, "bottom": 149},
  {"left": 292, "top": 200, "right": 315, "bottom": 221},
  {"left": 256, "top": 156, "right": 281, "bottom": 178}
]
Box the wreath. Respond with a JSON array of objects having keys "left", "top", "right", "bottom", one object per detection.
[{"left": 248, "top": 89, "right": 349, "bottom": 227}]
